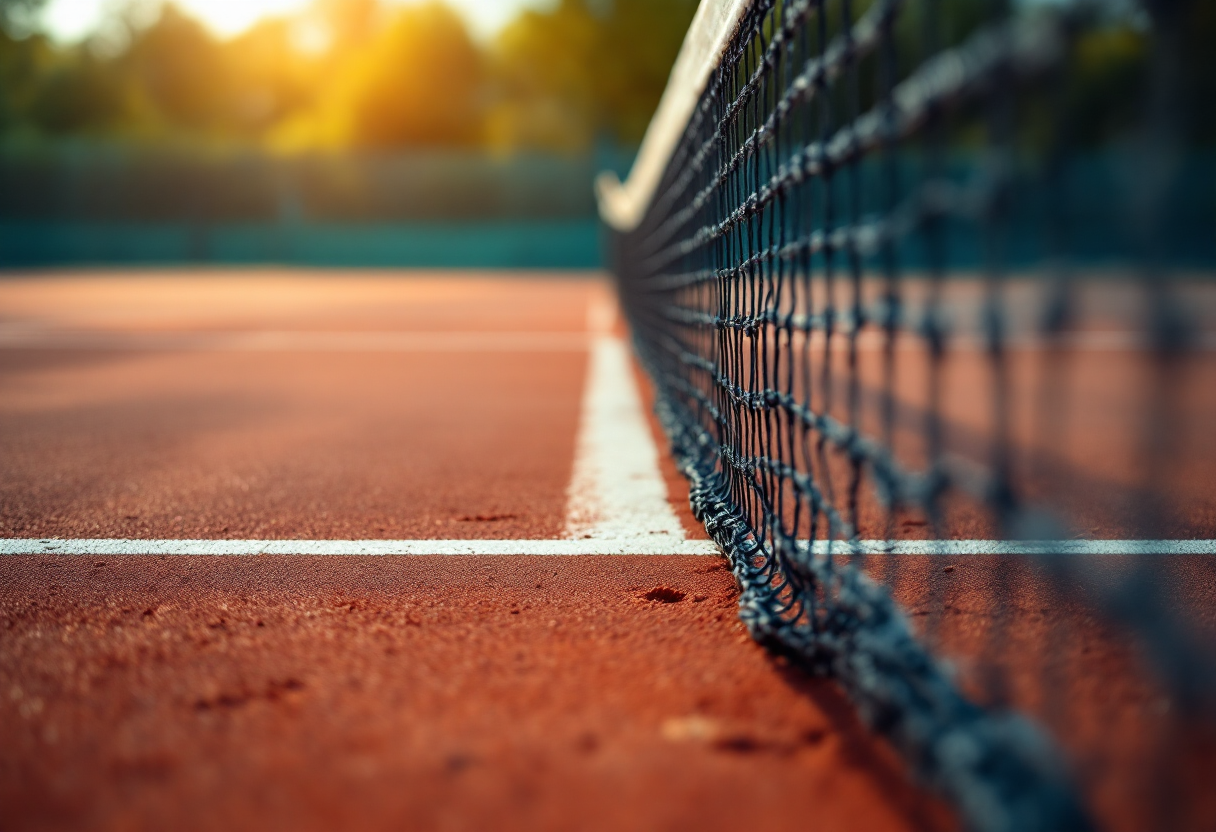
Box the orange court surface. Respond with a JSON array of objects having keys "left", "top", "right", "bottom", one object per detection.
[
  {"left": 0, "top": 270, "right": 950, "bottom": 832},
  {"left": 2, "top": 270, "right": 1214, "bottom": 832}
]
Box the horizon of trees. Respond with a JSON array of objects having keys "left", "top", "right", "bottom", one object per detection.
[
  {"left": 0, "top": 0, "right": 699, "bottom": 153},
  {"left": 0, "top": 0, "right": 1211, "bottom": 156}
]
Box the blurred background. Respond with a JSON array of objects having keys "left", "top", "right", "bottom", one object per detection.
[
  {"left": 0, "top": 0, "right": 1211, "bottom": 270},
  {"left": 0, "top": 0, "right": 698, "bottom": 268}
]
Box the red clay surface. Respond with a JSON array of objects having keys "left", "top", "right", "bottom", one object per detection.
[
  {"left": 1, "top": 273, "right": 594, "bottom": 540},
  {"left": 1, "top": 348, "right": 583, "bottom": 539},
  {"left": 872, "top": 553, "right": 1216, "bottom": 832},
  {"left": 727, "top": 276, "right": 1216, "bottom": 540},
  {"left": 0, "top": 270, "right": 948, "bottom": 832},
  {"left": 0, "top": 270, "right": 598, "bottom": 334},
  {"left": 0, "top": 556, "right": 950, "bottom": 832},
  {"left": 3, "top": 269, "right": 1215, "bottom": 832}
]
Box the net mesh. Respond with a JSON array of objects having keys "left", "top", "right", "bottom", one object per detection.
[{"left": 606, "top": 1, "right": 1216, "bottom": 830}]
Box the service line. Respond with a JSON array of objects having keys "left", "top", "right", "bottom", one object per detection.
[{"left": 2, "top": 539, "right": 1212, "bottom": 556}]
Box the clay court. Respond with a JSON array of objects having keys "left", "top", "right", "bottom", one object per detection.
[
  {"left": 2, "top": 269, "right": 1214, "bottom": 832},
  {"left": 4, "top": 0, "right": 1215, "bottom": 826},
  {"left": 1, "top": 270, "right": 951, "bottom": 832}
]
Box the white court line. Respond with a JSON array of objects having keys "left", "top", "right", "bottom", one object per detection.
[
  {"left": 0, "top": 295, "right": 696, "bottom": 555},
  {"left": 0, "top": 329, "right": 590, "bottom": 352},
  {"left": 0, "top": 539, "right": 720, "bottom": 556},
  {"left": 0, "top": 295, "right": 698, "bottom": 557},
  {"left": 563, "top": 299, "right": 688, "bottom": 544},
  {"left": 2, "top": 539, "right": 1212, "bottom": 556},
  {"left": 6, "top": 295, "right": 1210, "bottom": 558}
]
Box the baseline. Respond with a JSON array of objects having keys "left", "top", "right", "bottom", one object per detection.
[{"left": 2, "top": 539, "right": 1211, "bottom": 556}]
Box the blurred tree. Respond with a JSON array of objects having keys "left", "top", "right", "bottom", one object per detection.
[
  {"left": 25, "top": 45, "right": 132, "bottom": 133},
  {"left": 313, "top": 0, "right": 379, "bottom": 56},
  {"left": 0, "top": 29, "right": 44, "bottom": 130},
  {"left": 223, "top": 18, "right": 319, "bottom": 136},
  {"left": 592, "top": 0, "right": 700, "bottom": 144},
  {"left": 118, "top": 4, "right": 232, "bottom": 133},
  {"left": 2, "top": 0, "right": 1209, "bottom": 153},
  {"left": 321, "top": 1, "right": 485, "bottom": 148},
  {"left": 0, "top": 0, "right": 47, "bottom": 132},
  {"left": 488, "top": 1, "right": 599, "bottom": 151},
  {"left": 488, "top": 0, "right": 697, "bottom": 152},
  {"left": 0, "top": 0, "right": 44, "bottom": 33}
]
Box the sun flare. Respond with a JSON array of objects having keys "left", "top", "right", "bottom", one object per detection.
[
  {"left": 40, "top": 0, "right": 543, "bottom": 45},
  {"left": 171, "top": 0, "right": 312, "bottom": 37}
]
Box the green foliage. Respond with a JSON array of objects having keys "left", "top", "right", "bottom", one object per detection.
[
  {"left": 339, "top": 2, "right": 485, "bottom": 148},
  {"left": 121, "top": 6, "right": 231, "bottom": 132},
  {"left": 0, "top": 28, "right": 47, "bottom": 129},
  {"left": 0, "top": 0, "right": 697, "bottom": 152},
  {"left": 0, "top": 0, "right": 45, "bottom": 32},
  {"left": 488, "top": 0, "right": 697, "bottom": 149},
  {"left": 0, "top": 0, "right": 1210, "bottom": 153},
  {"left": 26, "top": 47, "right": 131, "bottom": 133}
]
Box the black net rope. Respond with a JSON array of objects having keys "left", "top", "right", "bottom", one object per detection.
[{"left": 608, "top": 0, "right": 1214, "bottom": 830}]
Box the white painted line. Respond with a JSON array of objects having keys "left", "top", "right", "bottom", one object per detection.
[
  {"left": 565, "top": 300, "right": 688, "bottom": 544},
  {"left": 2, "top": 539, "right": 1211, "bottom": 556},
  {"left": 0, "top": 329, "right": 590, "bottom": 352},
  {"left": 0, "top": 539, "right": 721, "bottom": 556}
]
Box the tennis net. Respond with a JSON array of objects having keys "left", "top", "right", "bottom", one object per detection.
[{"left": 598, "top": 1, "right": 1216, "bottom": 830}]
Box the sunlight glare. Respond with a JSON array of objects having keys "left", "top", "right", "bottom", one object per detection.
[
  {"left": 173, "top": 0, "right": 311, "bottom": 37},
  {"left": 39, "top": 0, "right": 556, "bottom": 43}
]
